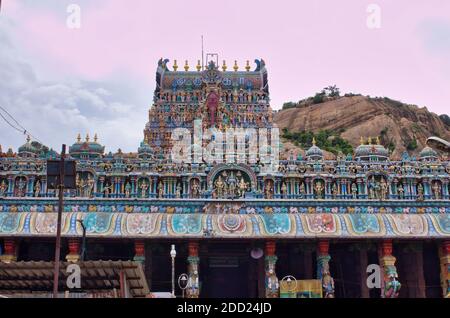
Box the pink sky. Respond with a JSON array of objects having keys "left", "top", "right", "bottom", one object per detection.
[
  {"left": 4, "top": 0, "right": 450, "bottom": 113},
  {"left": 0, "top": 1, "right": 450, "bottom": 153}
]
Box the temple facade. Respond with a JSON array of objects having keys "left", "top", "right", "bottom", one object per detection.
[{"left": 0, "top": 59, "right": 449, "bottom": 298}]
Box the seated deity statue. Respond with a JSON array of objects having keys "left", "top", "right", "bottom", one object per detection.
[{"left": 314, "top": 181, "right": 324, "bottom": 199}]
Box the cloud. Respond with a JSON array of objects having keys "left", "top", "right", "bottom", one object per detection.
[
  {"left": 0, "top": 20, "right": 147, "bottom": 153},
  {"left": 418, "top": 19, "right": 450, "bottom": 54}
]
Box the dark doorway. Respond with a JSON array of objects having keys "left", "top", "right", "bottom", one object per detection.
[{"left": 200, "top": 243, "right": 253, "bottom": 298}]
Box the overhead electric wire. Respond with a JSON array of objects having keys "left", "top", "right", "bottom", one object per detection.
[{"left": 0, "top": 105, "right": 46, "bottom": 145}]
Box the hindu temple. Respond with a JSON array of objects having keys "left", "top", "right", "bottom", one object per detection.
[{"left": 0, "top": 58, "right": 449, "bottom": 298}]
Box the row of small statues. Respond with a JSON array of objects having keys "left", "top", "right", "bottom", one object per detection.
[
  {"left": 156, "top": 90, "right": 269, "bottom": 104},
  {"left": 0, "top": 176, "right": 445, "bottom": 200},
  {"left": 213, "top": 172, "right": 249, "bottom": 199}
]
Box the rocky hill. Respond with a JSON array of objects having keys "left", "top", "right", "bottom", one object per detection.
[{"left": 274, "top": 94, "right": 450, "bottom": 159}]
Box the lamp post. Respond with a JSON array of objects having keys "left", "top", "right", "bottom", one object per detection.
[{"left": 170, "top": 244, "right": 176, "bottom": 297}]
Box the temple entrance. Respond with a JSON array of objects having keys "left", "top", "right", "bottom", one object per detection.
[{"left": 200, "top": 243, "right": 256, "bottom": 298}]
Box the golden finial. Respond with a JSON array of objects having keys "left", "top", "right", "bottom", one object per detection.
[
  {"left": 312, "top": 137, "right": 316, "bottom": 146},
  {"left": 376, "top": 136, "right": 381, "bottom": 145},
  {"left": 173, "top": 60, "right": 178, "bottom": 71},
  {"left": 245, "top": 60, "right": 250, "bottom": 72},
  {"left": 184, "top": 60, "right": 189, "bottom": 71},
  {"left": 196, "top": 60, "right": 201, "bottom": 72},
  {"left": 86, "top": 133, "right": 90, "bottom": 142},
  {"left": 233, "top": 60, "right": 238, "bottom": 72},
  {"left": 367, "top": 137, "right": 372, "bottom": 145},
  {"left": 222, "top": 60, "right": 227, "bottom": 71},
  {"left": 360, "top": 136, "right": 364, "bottom": 145},
  {"left": 77, "top": 133, "right": 81, "bottom": 143},
  {"left": 94, "top": 133, "right": 98, "bottom": 142}
]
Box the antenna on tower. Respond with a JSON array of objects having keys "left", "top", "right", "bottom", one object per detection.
[{"left": 201, "top": 35, "right": 204, "bottom": 71}]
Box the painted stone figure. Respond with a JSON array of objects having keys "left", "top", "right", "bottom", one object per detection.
[
  {"left": 0, "top": 180, "right": 7, "bottom": 197},
  {"left": 397, "top": 183, "right": 404, "bottom": 199},
  {"left": 314, "top": 181, "right": 324, "bottom": 199},
  {"left": 125, "top": 182, "right": 131, "bottom": 198},
  {"left": 433, "top": 182, "right": 441, "bottom": 199},
  {"left": 206, "top": 91, "right": 220, "bottom": 127},
  {"left": 158, "top": 181, "right": 164, "bottom": 198},
  {"left": 176, "top": 183, "right": 182, "bottom": 198},
  {"left": 351, "top": 183, "right": 358, "bottom": 199},
  {"left": 417, "top": 183, "right": 424, "bottom": 201},
  {"left": 140, "top": 180, "right": 148, "bottom": 198},
  {"left": 214, "top": 176, "right": 225, "bottom": 198},
  {"left": 380, "top": 178, "right": 388, "bottom": 200},
  {"left": 34, "top": 180, "right": 41, "bottom": 197}
]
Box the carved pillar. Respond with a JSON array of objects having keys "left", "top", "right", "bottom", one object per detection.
[
  {"left": 317, "top": 240, "right": 335, "bottom": 298},
  {"left": 27, "top": 176, "right": 35, "bottom": 197},
  {"left": 379, "top": 240, "right": 401, "bottom": 298},
  {"left": 7, "top": 175, "right": 14, "bottom": 197},
  {"left": 0, "top": 238, "right": 17, "bottom": 263},
  {"left": 439, "top": 241, "right": 450, "bottom": 298},
  {"left": 98, "top": 176, "right": 105, "bottom": 197},
  {"left": 66, "top": 238, "right": 81, "bottom": 262},
  {"left": 265, "top": 240, "right": 279, "bottom": 298},
  {"left": 186, "top": 241, "right": 200, "bottom": 298},
  {"left": 133, "top": 240, "right": 145, "bottom": 263}
]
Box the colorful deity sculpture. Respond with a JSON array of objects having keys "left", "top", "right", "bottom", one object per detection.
[
  {"left": 140, "top": 180, "right": 148, "bottom": 198},
  {"left": 265, "top": 242, "right": 279, "bottom": 298},
  {"left": 186, "top": 242, "right": 200, "bottom": 298},
  {"left": 0, "top": 179, "right": 7, "bottom": 197},
  {"left": 331, "top": 183, "right": 338, "bottom": 198},
  {"left": 299, "top": 182, "right": 306, "bottom": 198},
  {"left": 351, "top": 182, "right": 358, "bottom": 199},
  {"left": 433, "top": 182, "right": 442, "bottom": 199},
  {"left": 34, "top": 180, "right": 41, "bottom": 197},
  {"left": 314, "top": 180, "right": 324, "bottom": 199},
  {"left": 238, "top": 177, "right": 248, "bottom": 198},
  {"left": 417, "top": 183, "right": 424, "bottom": 201},
  {"left": 125, "top": 182, "right": 131, "bottom": 198},
  {"left": 380, "top": 178, "right": 388, "bottom": 200},
  {"left": 379, "top": 241, "right": 401, "bottom": 298},
  {"left": 317, "top": 241, "right": 335, "bottom": 298},
  {"left": 176, "top": 183, "right": 182, "bottom": 198},
  {"left": 191, "top": 179, "right": 200, "bottom": 198},
  {"left": 206, "top": 91, "right": 220, "bottom": 127},
  {"left": 214, "top": 176, "right": 225, "bottom": 198},
  {"left": 397, "top": 183, "right": 404, "bottom": 199},
  {"left": 158, "top": 181, "right": 164, "bottom": 198},
  {"left": 264, "top": 180, "right": 274, "bottom": 199}
]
